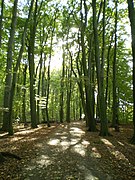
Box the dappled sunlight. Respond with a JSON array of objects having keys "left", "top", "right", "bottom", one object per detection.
[
  {"left": 111, "top": 150, "right": 129, "bottom": 161},
  {"left": 60, "top": 136, "right": 67, "bottom": 140},
  {"left": 70, "top": 127, "right": 85, "bottom": 137},
  {"left": 60, "top": 140, "right": 70, "bottom": 150},
  {"left": 15, "top": 126, "right": 43, "bottom": 135},
  {"left": 18, "top": 137, "right": 38, "bottom": 144},
  {"left": 85, "top": 173, "right": 99, "bottom": 180},
  {"left": 81, "top": 140, "right": 90, "bottom": 146},
  {"left": 55, "top": 132, "right": 68, "bottom": 136},
  {"left": 101, "top": 138, "right": 129, "bottom": 162},
  {"left": 47, "top": 126, "right": 88, "bottom": 156},
  {"left": 72, "top": 122, "right": 84, "bottom": 125},
  {"left": 48, "top": 138, "right": 60, "bottom": 145},
  {"left": 72, "top": 144, "right": 86, "bottom": 157},
  {"left": 78, "top": 165, "right": 99, "bottom": 180},
  {"left": 10, "top": 136, "right": 24, "bottom": 142},
  {"left": 70, "top": 138, "right": 80, "bottom": 145},
  {"left": 35, "top": 143, "right": 44, "bottom": 148},
  {"left": 91, "top": 147, "right": 101, "bottom": 158},
  {"left": 25, "top": 155, "right": 52, "bottom": 172},
  {"left": 0, "top": 132, "right": 8, "bottom": 137},
  {"left": 36, "top": 155, "right": 52, "bottom": 167},
  {"left": 100, "top": 138, "right": 115, "bottom": 148},
  {"left": 117, "top": 141, "right": 124, "bottom": 146}
]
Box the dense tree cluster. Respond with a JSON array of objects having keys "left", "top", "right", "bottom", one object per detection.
[{"left": 0, "top": 0, "right": 134, "bottom": 142}]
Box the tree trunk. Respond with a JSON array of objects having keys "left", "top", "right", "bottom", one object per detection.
[
  {"left": 66, "top": 67, "right": 72, "bottom": 123},
  {"left": 92, "top": 0, "right": 109, "bottom": 136},
  {"left": 28, "top": 0, "right": 38, "bottom": 129},
  {"left": 0, "top": 0, "right": 4, "bottom": 48},
  {"left": 41, "top": 58, "right": 47, "bottom": 123},
  {"left": 127, "top": 0, "right": 135, "bottom": 144},
  {"left": 59, "top": 45, "right": 65, "bottom": 123},
  {"left": 105, "top": 31, "right": 114, "bottom": 108},
  {"left": 22, "top": 64, "right": 27, "bottom": 126},
  {"left": 80, "top": 0, "right": 96, "bottom": 131},
  {"left": 8, "top": 0, "right": 34, "bottom": 135},
  {"left": 112, "top": 0, "right": 119, "bottom": 131},
  {"left": 37, "top": 51, "right": 43, "bottom": 124},
  {"left": 2, "top": 0, "right": 18, "bottom": 133}
]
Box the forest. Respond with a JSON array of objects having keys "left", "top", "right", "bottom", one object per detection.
[{"left": 0, "top": 0, "right": 135, "bottom": 179}]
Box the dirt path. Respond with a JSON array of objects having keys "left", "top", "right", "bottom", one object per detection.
[{"left": 20, "top": 122, "right": 113, "bottom": 180}]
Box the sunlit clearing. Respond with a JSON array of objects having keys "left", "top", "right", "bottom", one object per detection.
[
  {"left": 91, "top": 147, "right": 101, "bottom": 158},
  {"left": 100, "top": 138, "right": 115, "bottom": 148},
  {"left": 70, "top": 127, "right": 85, "bottom": 137},
  {"left": 48, "top": 139, "right": 60, "bottom": 145},
  {"left": 72, "top": 144, "right": 86, "bottom": 157},
  {"left": 36, "top": 155, "right": 52, "bottom": 167}
]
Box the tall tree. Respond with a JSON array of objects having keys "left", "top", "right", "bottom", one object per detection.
[
  {"left": 59, "top": 44, "right": 65, "bottom": 123},
  {"left": 2, "top": 0, "right": 18, "bottom": 132},
  {"left": 92, "top": 0, "right": 109, "bottom": 136},
  {"left": 22, "top": 64, "right": 27, "bottom": 126},
  {"left": 80, "top": 0, "right": 96, "bottom": 131},
  {"left": 127, "top": 0, "right": 135, "bottom": 143},
  {"left": 7, "top": 0, "right": 34, "bottom": 135},
  {"left": 28, "top": 0, "right": 38, "bottom": 128},
  {"left": 112, "top": 0, "right": 119, "bottom": 131},
  {"left": 0, "top": 0, "right": 4, "bottom": 48}
]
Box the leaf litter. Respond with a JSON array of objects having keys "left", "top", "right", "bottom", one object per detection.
[{"left": 0, "top": 122, "right": 135, "bottom": 180}]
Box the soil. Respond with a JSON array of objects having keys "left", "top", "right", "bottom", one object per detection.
[{"left": 0, "top": 121, "right": 135, "bottom": 180}]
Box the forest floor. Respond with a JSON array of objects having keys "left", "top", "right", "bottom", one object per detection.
[{"left": 0, "top": 121, "right": 135, "bottom": 180}]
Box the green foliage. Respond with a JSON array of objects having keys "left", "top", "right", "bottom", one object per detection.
[{"left": 0, "top": 0, "right": 133, "bottom": 126}]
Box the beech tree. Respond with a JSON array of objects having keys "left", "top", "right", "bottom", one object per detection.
[
  {"left": 92, "top": 0, "right": 109, "bottom": 136},
  {"left": 127, "top": 0, "right": 135, "bottom": 144},
  {"left": 0, "top": 0, "right": 4, "bottom": 48},
  {"left": 2, "top": 0, "right": 18, "bottom": 132},
  {"left": 0, "top": 0, "right": 133, "bottom": 138}
]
